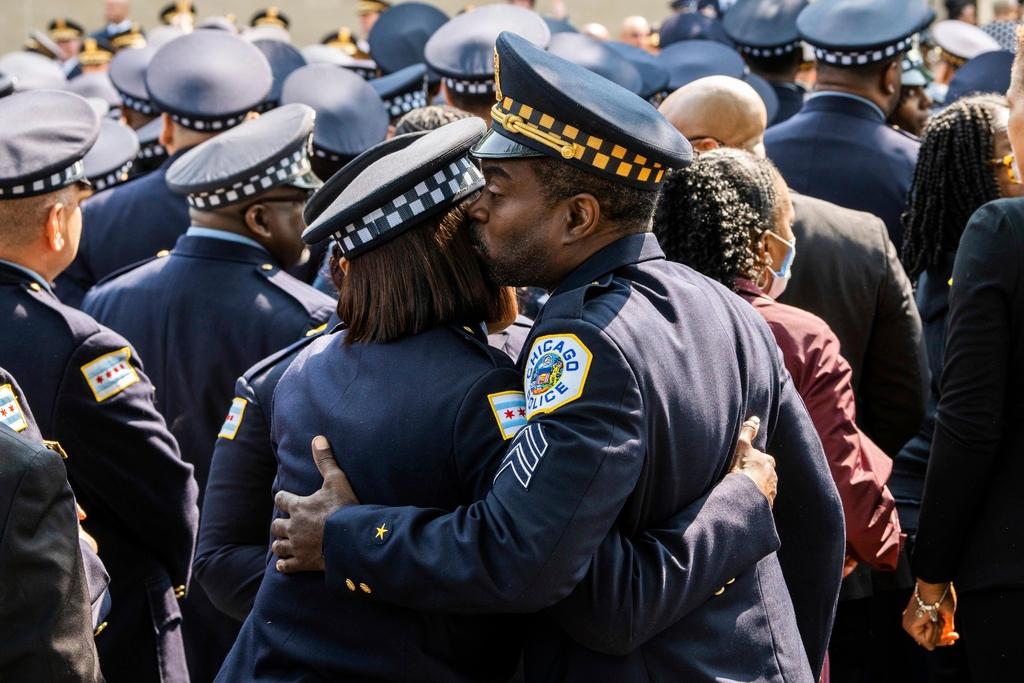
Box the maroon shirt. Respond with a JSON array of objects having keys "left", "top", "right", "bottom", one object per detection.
[{"left": 737, "top": 278, "right": 902, "bottom": 571}]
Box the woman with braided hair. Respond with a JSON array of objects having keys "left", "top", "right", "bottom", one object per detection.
[
  {"left": 893, "top": 95, "right": 1022, "bottom": 570},
  {"left": 654, "top": 147, "right": 902, "bottom": 580}
]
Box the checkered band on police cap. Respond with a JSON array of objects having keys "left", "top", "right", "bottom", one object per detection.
[
  {"left": 0, "top": 160, "right": 86, "bottom": 198},
  {"left": 119, "top": 92, "right": 157, "bottom": 115},
  {"left": 187, "top": 143, "right": 311, "bottom": 209},
  {"left": 815, "top": 35, "right": 914, "bottom": 66},
  {"left": 444, "top": 77, "right": 494, "bottom": 95},
  {"left": 139, "top": 142, "right": 167, "bottom": 159},
  {"left": 333, "top": 154, "right": 483, "bottom": 255},
  {"left": 384, "top": 89, "right": 428, "bottom": 118},
  {"left": 738, "top": 41, "right": 802, "bottom": 58},
  {"left": 169, "top": 111, "right": 248, "bottom": 132},
  {"left": 91, "top": 160, "right": 134, "bottom": 192}
]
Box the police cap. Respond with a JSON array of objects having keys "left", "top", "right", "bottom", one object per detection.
[
  {"left": 722, "top": 0, "right": 807, "bottom": 57},
  {"left": 251, "top": 7, "right": 290, "bottom": 30},
  {"left": 657, "top": 39, "right": 746, "bottom": 91},
  {"left": 606, "top": 41, "right": 670, "bottom": 102},
  {"left": 371, "top": 64, "right": 429, "bottom": 120},
  {"left": 797, "top": 0, "right": 934, "bottom": 67},
  {"left": 0, "top": 52, "right": 67, "bottom": 92},
  {"left": 547, "top": 33, "right": 644, "bottom": 95},
  {"left": 303, "top": 116, "right": 484, "bottom": 255},
  {"left": 109, "top": 45, "right": 158, "bottom": 115},
  {"left": 83, "top": 118, "right": 140, "bottom": 192},
  {"left": 930, "top": 20, "right": 1001, "bottom": 65},
  {"left": 424, "top": 5, "right": 550, "bottom": 97},
  {"left": 367, "top": 2, "right": 448, "bottom": 75},
  {"left": 0, "top": 90, "right": 99, "bottom": 198},
  {"left": 474, "top": 31, "right": 692, "bottom": 190},
  {"left": 946, "top": 50, "right": 1015, "bottom": 104},
  {"left": 145, "top": 30, "right": 273, "bottom": 131},
  {"left": 281, "top": 64, "right": 389, "bottom": 164},
  {"left": 658, "top": 13, "right": 733, "bottom": 48},
  {"left": 167, "top": 103, "right": 318, "bottom": 209},
  {"left": 251, "top": 39, "right": 307, "bottom": 110}
]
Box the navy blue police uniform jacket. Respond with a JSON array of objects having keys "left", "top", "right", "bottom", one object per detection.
[
  {"left": 308, "top": 234, "right": 845, "bottom": 682},
  {"left": 56, "top": 150, "right": 192, "bottom": 308},
  {"left": 0, "top": 261, "right": 199, "bottom": 683},
  {"left": 194, "top": 313, "right": 536, "bottom": 623},
  {"left": 217, "top": 322, "right": 530, "bottom": 682},
  {"left": 195, "top": 328, "right": 328, "bottom": 622},
  {"left": 765, "top": 92, "right": 919, "bottom": 248},
  {"left": 82, "top": 232, "right": 333, "bottom": 682}
]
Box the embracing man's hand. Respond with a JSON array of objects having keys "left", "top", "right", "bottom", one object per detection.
[
  {"left": 271, "top": 435, "right": 359, "bottom": 574},
  {"left": 730, "top": 416, "right": 778, "bottom": 508}
]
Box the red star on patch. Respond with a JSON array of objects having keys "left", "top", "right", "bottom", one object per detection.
[
  {"left": 517, "top": 408, "right": 526, "bottom": 417},
  {"left": 504, "top": 409, "right": 514, "bottom": 419}
]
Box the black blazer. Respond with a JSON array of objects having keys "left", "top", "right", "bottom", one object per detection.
[
  {"left": 913, "top": 198, "right": 1024, "bottom": 591},
  {"left": 780, "top": 193, "right": 927, "bottom": 458},
  {"left": 0, "top": 425, "right": 101, "bottom": 682}
]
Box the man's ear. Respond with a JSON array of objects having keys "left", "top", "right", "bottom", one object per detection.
[
  {"left": 562, "top": 193, "right": 601, "bottom": 244},
  {"left": 45, "top": 201, "right": 67, "bottom": 252},
  {"left": 883, "top": 60, "right": 901, "bottom": 96},
  {"left": 691, "top": 138, "right": 721, "bottom": 153},
  {"left": 244, "top": 203, "right": 273, "bottom": 239},
  {"left": 158, "top": 113, "right": 175, "bottom": 149}
]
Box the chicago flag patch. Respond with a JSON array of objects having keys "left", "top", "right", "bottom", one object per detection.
[
  {"left": 488, "top": 390, "right": 527, "bottom": 440},
  {"left": 0, "top": 384, "right": 28, "bottom": 432},
  {"left": 80, "top": 347, "right": 139, "bottom": 402},
  {"left": 525, "top": 334, "right": 592, "bottom": 419},
  {"left": 218, "top": 397, "right": 248, "bottom": 440}
]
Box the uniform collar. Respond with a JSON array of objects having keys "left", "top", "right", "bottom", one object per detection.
[
  {"left": 186, "top": 226, "right": 268, "bottom": 253},
  {"left": 806, "top": 91, "right": 887, "bottom": 122},
  {"left": 0, "top": 259, "right": 54, "bottom": 294},
  {"left": 173, "top": 231, "right": 276, "bottom": 265},
  {"left": 553, "top": 232, "right": 664, "bottom": 295}
]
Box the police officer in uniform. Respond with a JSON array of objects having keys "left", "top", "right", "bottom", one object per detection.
[
  {"left": 0, "top": 89, "right": 198, "bottom": 683},
  {"left": 57, "top": 30, "right": 273, "bottom": 307},
  {"left": 765, "top": 0, "right": 934, "bottom": 248},
  {"left": 194, "top": 134, "right": 425, "bottom": 621},
  {"left": 82, "top": 103, "right": 333, "bottom": 682},
  {"left": 723, "top": 0, "right": 809, "bottom": 126},
  {"left": 273, "top": 32, "right": 844, "bottom": 681}
]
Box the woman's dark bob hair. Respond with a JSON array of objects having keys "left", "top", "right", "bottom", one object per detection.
[{"left": 331, "top": 202, "right": 517, "bottom": 344}]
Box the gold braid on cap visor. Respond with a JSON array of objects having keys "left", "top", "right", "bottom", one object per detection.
[{"left": 490, "top": 97, "right": 666, "bottom": 186}]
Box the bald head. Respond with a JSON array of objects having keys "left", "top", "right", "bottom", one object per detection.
[
  {"left": 619, "top": 16, "right": 651, "bottom": 47},
  {"left": 658, "top": 76, "right": 767, "bottom": 155}
]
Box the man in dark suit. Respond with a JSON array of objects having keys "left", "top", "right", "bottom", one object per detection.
[
  {"left": 56, "top": 29, "right": 274, "bottom": 307},
  {"left": 765, "top": 0, "right": 935, "bottom": 248}
]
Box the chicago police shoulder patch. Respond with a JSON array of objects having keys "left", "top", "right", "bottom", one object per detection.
[
  {"left": 80, "top": 347, "right": 139, "bottom": 403},
  {"left": 487, "top": 390, "right": 527, "bottom": 440},
  {"left": 525, "top": 333, "right": 592, "bottom": 419},
  {"left": 0, "top": 383, "right": 29, "bottom": 432},
  {"left": 217, "top": 397, "right": 248, "bottom": 440}
]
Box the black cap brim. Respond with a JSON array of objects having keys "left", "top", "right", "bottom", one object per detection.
[{"left": 470, "top": 128, "right": 545, "bottom": 160}]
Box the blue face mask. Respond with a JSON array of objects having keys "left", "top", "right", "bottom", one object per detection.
[{"left": 766, "top": 231, "right": 796, "bottom": 298}]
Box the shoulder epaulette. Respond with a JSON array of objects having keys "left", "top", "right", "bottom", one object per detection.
[
  {"left": 255, "top": 263, "right": 334, "bottom": 322},
  {"left": 93, "top": 250, "right": 169, "bottom": 288}
]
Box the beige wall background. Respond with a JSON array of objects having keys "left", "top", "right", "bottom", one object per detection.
[
  {"left": 6, "top": 0, "right": 676, "bottom": 51},
  {"left": 2, "top": 0, "right": 992, "bottom": 56}
]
